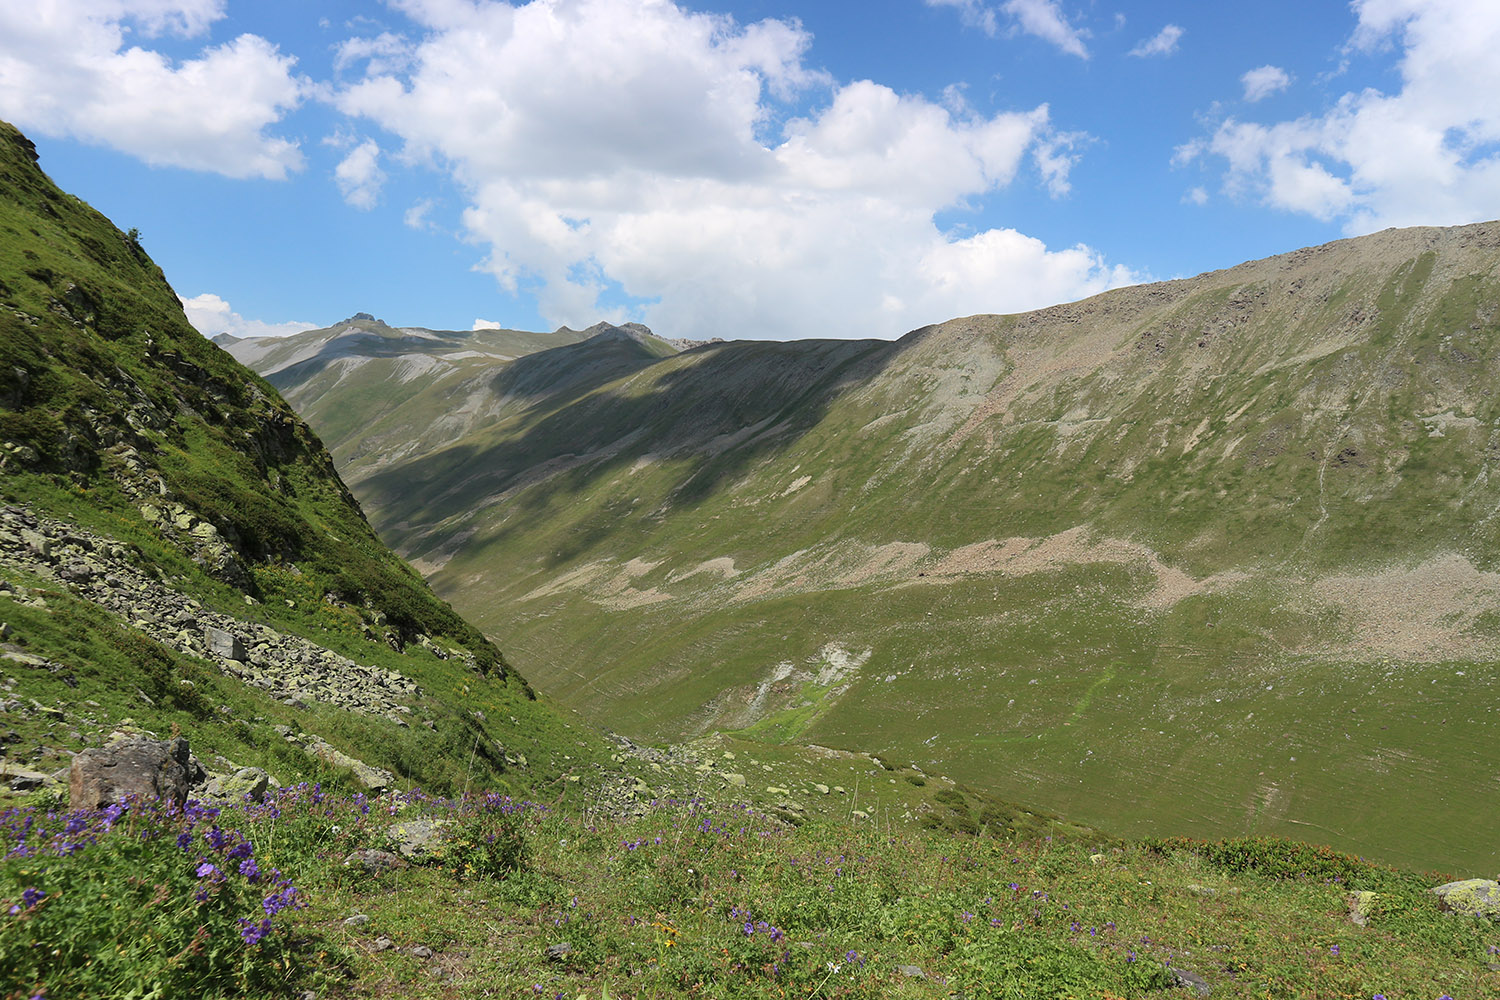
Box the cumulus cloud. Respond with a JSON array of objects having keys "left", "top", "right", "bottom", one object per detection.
[
  {"left": 926, "top": 0, "right": 1088, "bottom": 58},
  {"left": 471, "top": 318, "right": 502, "bottom": 330},
  {"left": 338, "top": 0, "right": 1126, "bottom": 340},
  {"left": 0, "top": 0, "right": 305, "bottom": 178},
  {"left": 1128, "top": 23, "right": 1183, "bottom": 58},
  {"left": 180, "top": 293, "right": 315, "bottom": 339},
  {"left": 1240, "top": 65, "right": 1291, "bottom": 102},
  {"left": 1184, "top": 0, "right": 1500, "bottom": 234},
  {"left": 334, "top": 139, "right": 386, "bottom": 209}
]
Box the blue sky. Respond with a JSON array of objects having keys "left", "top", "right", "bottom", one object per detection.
[{"left": 3, "top": 1, "right": 1498, "bottom": 341}]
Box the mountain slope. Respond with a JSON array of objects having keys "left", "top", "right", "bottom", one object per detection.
[
  {"left": 0, "top": 119, "right": 605, "bottom": 799},
  {"left": 245, "top": 207, "right": 1500, "bottom": 868}
]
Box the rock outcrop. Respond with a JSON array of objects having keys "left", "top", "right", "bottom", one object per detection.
[{"left": 0, "top": 504, "right": 420, "bottom": 721}]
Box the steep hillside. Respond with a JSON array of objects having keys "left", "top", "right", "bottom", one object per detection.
[
  {"left": 0, "top": 119, "right": 603, "bottom": 800},
  {"left": 245, "top": 216, "right": 1500, "bottom": 872}
]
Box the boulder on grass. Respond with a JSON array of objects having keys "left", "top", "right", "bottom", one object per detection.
[
  {"left": 1430, "top": 879, "right": 1500, "bottom": 920},
  {"left": 201, "top": 766, "right": 273, "bottom": 803},
  {"left": 70, "top": 735, "right": 193, "bottom": 810}
]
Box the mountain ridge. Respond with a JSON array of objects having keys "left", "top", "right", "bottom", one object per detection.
[{"left": 241, "top": 215, "right": 1500, "bottom": 871}]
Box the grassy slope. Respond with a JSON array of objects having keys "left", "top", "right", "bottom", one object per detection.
[
  {"left": 253, "top": 219, "right": 1500, "bottom": 873},
  {"left": 0, "top": 119, "right": 605, "bottom": 799}
]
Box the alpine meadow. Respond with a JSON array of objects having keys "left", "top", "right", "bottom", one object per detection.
[{"left": 6, "top": 0, "right": 1500, "bottom": 997}]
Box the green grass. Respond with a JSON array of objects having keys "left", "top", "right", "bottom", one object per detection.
[{"left": 12, "top": 787, "right": 1493, "bottom": 999}]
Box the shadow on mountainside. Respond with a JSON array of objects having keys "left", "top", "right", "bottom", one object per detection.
[{"left": 356, "top": 327, "right": 947, "bottom": 564}]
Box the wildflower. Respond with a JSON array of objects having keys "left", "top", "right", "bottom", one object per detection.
[
  {"left": 238, "top": 917, "right": 272, "bottom": 945},
  {"left": 195, "top": 862, "right": 218, "bottom": 879},
  {"left": 1330, "top": 945, "right": 1339, "bottom": 955},
  {"left": 21, "top": 887, "right": 45, "bottom": 909}
]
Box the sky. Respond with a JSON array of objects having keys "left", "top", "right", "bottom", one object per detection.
[{"left": 3, "top": 0, "right": 1499, "bottom": 342}]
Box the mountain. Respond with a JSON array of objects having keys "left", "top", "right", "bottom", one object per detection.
[
  {"left": 219, "top": 316, "right": 680, "bottom": 492},
  {"left": 0, "top": 119, "right": 601, "bottom": 799},
  {"left": 237, "top": 216, "right": 1500, "bottom": 872},
  {"left": 0, "top": 120, "right": 1044, "bottom": 839}
]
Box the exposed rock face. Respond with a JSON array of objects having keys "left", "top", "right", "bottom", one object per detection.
[
  {"left": 70, "top": 735, "right": 196, "bottom": 809},
  {"left": 1347, "top": 890, "right": 1378, "bottom": 926}
]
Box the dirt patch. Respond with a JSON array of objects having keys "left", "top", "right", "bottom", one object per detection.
[
  {"left": 733, "top": 541, "right": 931, "bottom": 602},
  {"left": 667, "top": 557, "right": 740, "bottom": 584},
  {"left": 924, "top": 527, "right": 1246, "bottom": 609},
  {"left": 1307, "top": 553, "right": 1500, "bottom": 660}
]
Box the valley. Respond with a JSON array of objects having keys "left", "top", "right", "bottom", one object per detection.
[{"left": 230, "top": 223, "right": 1500, "bottom": 872}]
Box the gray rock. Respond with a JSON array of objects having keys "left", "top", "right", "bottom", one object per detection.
[
  {"left": 204, "top": 626, "right": 247, "bottom": 662},
  {"left": 343, "top": 913, "right": 371, "bottom": 927},
  {"left": 1347, "top": 890, "right": 1378, "bottom": 926},
  {"left": 1169, "top": 966, "right": 1211, "bottom": 996},
  {"left": 385, "top": 817, "right": 453, "bottom": 861},
  {"left": 410, "top": 945, "right": 434, "bottom": 959},
  {"left": 6, "top": 767, "right": 51, "bottom": 791},
  {"left": 70, "top": 735, "right": 194, "bottom": 809},
  {"left": 304, "top": 738, "right": 394, "bottom": 792},
  {"left": 201, "top": 766, "right": 271, "bottom": 803},
  {"left": 544, "top": 942, "right": 573, "bottom": 961},
  {"left": 1430, "top": 879, "right": 1500, "bottom": 920},
  {"left": 896, "top": 964, "right": 926, "bottom": 979}
]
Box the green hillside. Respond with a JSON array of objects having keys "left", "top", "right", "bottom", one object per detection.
[
  {"left": 245, "top": 218, "right": 1500, "bottom": 872},
  {"left": 0, "top": 119, "right": 602, "bottom": 800}
]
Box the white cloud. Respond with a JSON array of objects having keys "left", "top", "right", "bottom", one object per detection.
[
  {"left": 471, "top": 318, "right": 502, "bottom": 330},
  {"left": 926, "top": 0, "right": 1089, "bottom": 58},
  {"left": 0, "top": 0, "right": 305, "bottom": 178},
  {"left": 334, "top": 31, "right": 412, "bottom": 76},
  {"left": 1002, "top": 0, "right": 1088, "bottom": 58},
  {"left": 405, "top": 197, "right": 437, "bottom": 229},
  {"left": 1189, "top": 0, "right": 1500, "bottom": 234},
  {"left": 180, "top": 293, "right": 315, "bottom": 339},
  {"left": 334, "top": 139, "right": 386, "bottom": 209},
  {"left": 338, "top": 0, "right": 1126, "bottom": 341},
  {"left": 1128, "top": 23, "right": 1183, "bottom": 58},
  {"left": 1184, "top": 186, "right": 1208, "bottom": 206},
  {"left": 1240, "top": 65, "right": 1291, "bottom": 102}
]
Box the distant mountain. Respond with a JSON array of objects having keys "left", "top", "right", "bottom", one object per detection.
[{"left": 241, "top": 196, "right": 1500, "bottom": 869}]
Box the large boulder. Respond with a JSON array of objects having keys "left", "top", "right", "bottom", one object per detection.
[
  {"left": 70, "top": 735, "right": 194, "bottom": 809},
  {"left": 1430, "top": 879, "right": 1500, "bottom": 920}
]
